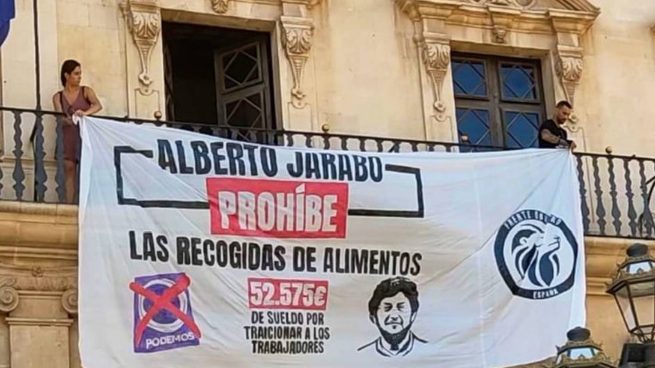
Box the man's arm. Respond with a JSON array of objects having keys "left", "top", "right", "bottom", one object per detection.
[{"left": 540, "top": 129, "right": 567, "bottom": 146}]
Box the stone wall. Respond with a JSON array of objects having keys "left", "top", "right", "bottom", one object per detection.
[
  {"left": 1, "top": 0, "right": 655, "bottom": 157},
  {"left": 0, "top": 202, "right": 78, "bottom": 368},
  {"left": 576, "top": 0, "right": 655, "bottom": 157}
]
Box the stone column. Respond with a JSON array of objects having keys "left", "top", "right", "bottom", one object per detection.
[
  {"left": 7, "top": 314, "right": 73, "bottom": 368},
  {"left": 0, "top": 202, "right": 79, "bottom": 368},
  {"left": 0, "top": 315, "right": 8, "bottom": 368},
  {"left": 0, "top": 278, "right": 19, "bottom": 368},
  {"left": 0, "top": 271, "right": 77, "bottom": 368},
  {"left": 62, "top": 288, "right": 80, "bottom": 368}
]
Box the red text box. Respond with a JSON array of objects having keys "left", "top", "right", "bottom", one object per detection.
[
  {"left": 207, "top": 178, "right": 348, "bottom": 238},
  {"left": 247, "top": 278, "right": 329, "bottom": 311}
]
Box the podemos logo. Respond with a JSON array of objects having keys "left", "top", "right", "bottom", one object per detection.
[
  {"left": 494, "top": 210, "right": 578, "bottom": 300},
  {"left": 130, "top": 272, "right": 201, "bottom": 353}
]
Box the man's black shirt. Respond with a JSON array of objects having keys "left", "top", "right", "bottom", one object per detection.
[{"left": 538, "top": 119, "right": 568, "bottom": 148}]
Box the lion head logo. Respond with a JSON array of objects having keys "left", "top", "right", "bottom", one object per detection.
[
  {"left": 511, "top": 223, "right": 561, "bottom": 288},
  {"left": 495, "top": 210, "right": 578, "bottom": 300}
]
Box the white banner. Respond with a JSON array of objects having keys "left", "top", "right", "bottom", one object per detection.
[{"left": 78, "top": 117, "right": 585, "bottom": 368}]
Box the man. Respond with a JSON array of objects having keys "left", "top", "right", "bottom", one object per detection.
[
  {"left": 358, "top": 277, "right": 426, "bottom": 357},
  {"left": 538, "top": 100, "right": 577, "bottom": 150}
]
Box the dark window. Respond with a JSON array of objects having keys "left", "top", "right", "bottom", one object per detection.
[
  {"left": 162, "top": 23, "right": 276, "bottom": 144},
  {"left": 452, "top": 54, "right": 546, "bottom": 150}
]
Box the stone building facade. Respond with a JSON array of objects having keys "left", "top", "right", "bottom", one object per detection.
[{"left": 1, "top": 0, "right": 655, "bottom": 367}]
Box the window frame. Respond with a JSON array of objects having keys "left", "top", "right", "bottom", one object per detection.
[{"left": 452, "top": 52, "right": 547, "bottom": 148}]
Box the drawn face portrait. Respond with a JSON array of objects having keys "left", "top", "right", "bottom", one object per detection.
[
  {"left": 373, "top": 292, "right": 416, "bottom": 335},
  {"left": 359, "top": 277, "right": 427, "bottom": 356}
]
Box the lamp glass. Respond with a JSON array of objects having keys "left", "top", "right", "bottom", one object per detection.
[
  {"left": 630, "top": 279, "right": 655, "bottom": 340},
  {"left": 555, "top": 346, "right": 601, "bottom": 364},
  {"left": 614, "top": 282, "right": 638, "bottom": 331},
  {"left": 626, "top": 259, "right": 655, "bottom": 274},
  {"left": 567, "top": 346, "right": 597, "bottom": 359}
]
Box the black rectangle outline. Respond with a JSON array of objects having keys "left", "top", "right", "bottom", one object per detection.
[
  {"left": 346, "top": 164, "right": 424, "bottom": 218},
  {"left": 115, "top": 146, "right": 209, "bottom": 209},
  {"left": 114, "top": 147, "right": 423, "bottom": 218}
]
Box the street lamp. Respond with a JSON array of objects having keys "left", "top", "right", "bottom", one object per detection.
[
  {"left": 607, "top": 243, "right": 655, "bottom": 366},
  {"left": 553, "top": 327, "right": 616, "bottom": 368}
]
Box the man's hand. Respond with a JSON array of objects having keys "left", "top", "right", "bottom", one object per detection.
[
  {"left": 74, "top": 110, "right": 87, "bottom": 117},
  {"left": 569, "top": 141, "right": 577, "bottom": 151}
]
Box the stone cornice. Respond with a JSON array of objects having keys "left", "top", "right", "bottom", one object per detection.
[
  {"left": 0, "top": 202, "right": 77, "bottom": 251},
  {"left": 585, "top": 237, "right": 655, "bottom": 297},
  {"left": 281, "top": 0, "right": 321, "bottom": 8},
  {"left": 587, "top": 276, "right": 609, "bottom": 296},
  {"left": 5, "top": 317, "right": 74, "bottom": 327},
  {"left": 0, "top": 201, "right": 77, "bottom": 218},
  {"left": 0, "top": 202, "right": 78, "bottom": 315},
  {"left": 396, "top": 0, "right": 599, "bottom": 35}
]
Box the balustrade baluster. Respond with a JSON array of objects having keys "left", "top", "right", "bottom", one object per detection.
[
  {"left": 32, "top": 111, "right": 47, "bottom": 201},
  {"left": 12, "top": 111, "right": 25, "bottom": 200},
  {"left": 591, "top": 156, "right": 606, "bottom": 235},
  {"left": 576, "top": 155, "right": 591, "bottom": 232},
  {"left": 607, "top": 157, "right": 622, "bottom": 236},
  {"left": 55, "top": 115, "right": 66, "bottom": 202},
  {"left": 624, "top": 158, "right": 638, "bottom": 236}
]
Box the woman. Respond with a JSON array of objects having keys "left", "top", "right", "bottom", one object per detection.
[{"left": 52, "top": 59, "right": 103, "bottom": 203}]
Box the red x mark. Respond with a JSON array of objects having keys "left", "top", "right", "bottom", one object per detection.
[{"left": 129, "top": 274, "right": 201, "bottom": 346}]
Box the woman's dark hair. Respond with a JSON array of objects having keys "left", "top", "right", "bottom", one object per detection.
[{"left": 60, "top": 59, "right": 81, "bottom": 86}]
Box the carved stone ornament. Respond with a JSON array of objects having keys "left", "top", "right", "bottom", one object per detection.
[
  {"left": 0, "top": 277, "right": 19, "bottom": 313},
  {"left": 555, "top": 47, "right": 583, "bottom": 131},
  {"left": 556, "top": 54, "right": 583, "bottom": 103},
  {"left": 62, "top": 288, "right": 78, "bottom": 315},
  {"left": 0, "top": 264, "right": 77, "bottom": 292},
  {"left": 468, "top": 0, "right": 537, "bottom": 8},
  {"left": 280, "top": 16, "right": 314, "bottom": 109},
  {"left": 211, "top": 0, "right": 229, "bottom": 13},
  {"left": 122, "top": 0, "right": 161, "bottom": 87},
  {"left": 489, "top": 10, "right": 519, "bottom": 44},
  {"left": 420, "top": 38, "right": 451, "bottom": 122},
  {"left": 493, "top": 27, "right": 507, "bottom": 43}
]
